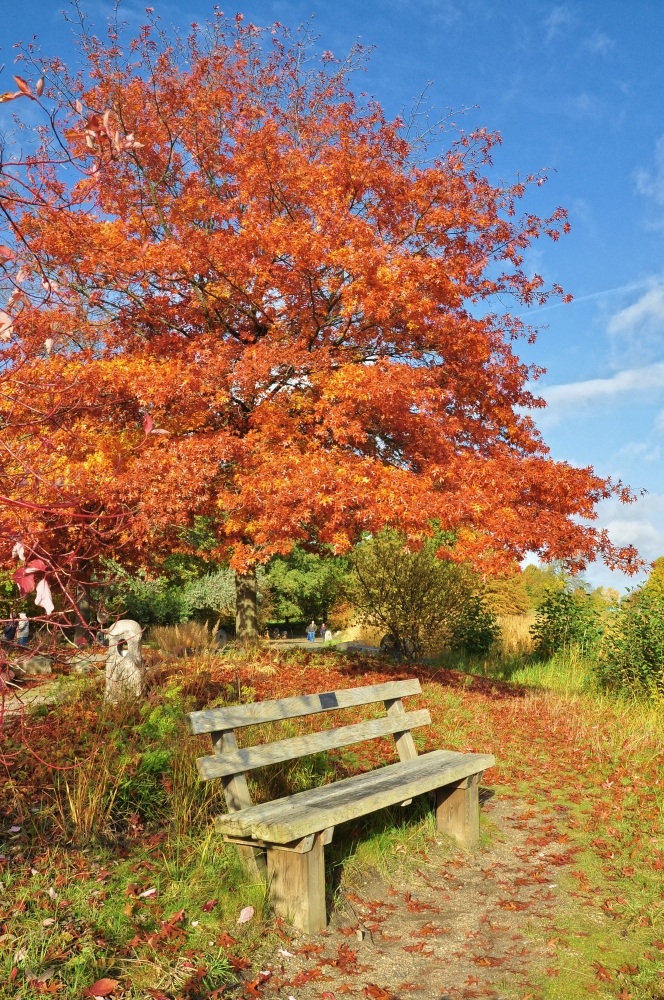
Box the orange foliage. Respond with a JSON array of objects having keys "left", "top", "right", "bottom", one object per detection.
[{"left": 0, "top": 15, "right": 640, "bottom": 582}]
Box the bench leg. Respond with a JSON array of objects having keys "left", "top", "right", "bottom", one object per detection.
[
  {"left": 236, "top": 844, "right": 266, "bottom": 877},
  {"left": 435, "top": 773, "right": 480, "bottom": 848},
  {"left": 267, "top": 831, "right": 326, "bottom": 934}
]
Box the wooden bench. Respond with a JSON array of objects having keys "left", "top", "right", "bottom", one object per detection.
[{"left": 187, "top": 678, "right": 494, "bottom": 934}]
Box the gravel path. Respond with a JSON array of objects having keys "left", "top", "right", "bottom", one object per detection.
[{"left": 261, "top": 796, "right": 574, "bottom": 1000}]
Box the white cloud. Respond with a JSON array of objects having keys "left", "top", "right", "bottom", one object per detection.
[
  {"left": 606, "top": 283, "right": 664, "bottom": 367},
  {"left": 540, "top": 361, "right": 664, "bottom": 409},
  {"left": 607, "top": 286, "right": 664, "bottom": 336},
  {"left": 636, "top": 135, "right": 664, "bottom": 208},
  {"left": 574, "top": 493, "right": 664, "bottom": 592},
  {"left": 586, "top": 31, "right": 614, "bottom": 56},
  {"left": 543, "top": 5, "right": 573, "bottom": 43},
  {"left": 567, "top": 91, "right": 604, "bottom": 120},
  {"left": 636, "top": 135, "right": 664, "bottom": 231},
  {"left": 613, "top": 440, "right": 661, "bottom": 464}
]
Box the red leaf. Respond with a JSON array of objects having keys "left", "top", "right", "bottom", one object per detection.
[
  {"left": 13, "top": 75, "right": 34, "bottom": 99},
  {"left": 142, "top": 413, "right": 154, "bottom": 434},
  {"left": 363, "top": 987, "right": 392, "bottom": 1000},
  {"left": 202, "top": 898, "right": 218, "bottom": 911},
  {"left": 13, "top": 567, "right": 36, "bottom": 595},
  {"left": 82, "top": 979, "right": 119, "bottom": 998},
  {"left": 592, "top": 961, "right": 613, "bottom": 982},
  {"left": 227, "top": 955, "right": 251, "bottom": 971},
  {"left": 0, "top": 246, "right": 14, "bottom": 260}
]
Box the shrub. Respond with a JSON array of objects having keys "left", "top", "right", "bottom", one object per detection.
[
  {"left": 351, "top": 530, "right": 478, "bottom": 659},
  {"left": 531, "top": 586, "right": 602, "bottom": 660},
  {"left": 450, "top": 594, "right": 499, "bottom": 656},
  {"left": 180, "top": 569, "right": 237, "bottom": 623},
  {"left": 597, "top": 589, "right": 664, "bottom": 699}
]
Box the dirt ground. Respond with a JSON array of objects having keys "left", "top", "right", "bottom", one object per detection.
[{"left": 261, "top": 795, "right": 575, "bottom": 1000}]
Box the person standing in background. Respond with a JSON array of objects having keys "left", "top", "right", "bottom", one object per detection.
[
  {"left": 3, "top": 612, "right": 17, "bottom": 642},
  {"left": 17, "top": 613, "right": 29, "bottom": 647}
]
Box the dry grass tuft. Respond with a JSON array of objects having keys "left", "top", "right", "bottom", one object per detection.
[
  {"left": 150, "top": 620, "right": 219, "bottom": 656},
  {"left": 496, "top": 614, "right": 535, "bottom": 656}
]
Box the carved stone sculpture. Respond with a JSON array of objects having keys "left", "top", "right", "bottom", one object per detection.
[{"left": 104, "top": 619, "right": 145, "bottom": 703}]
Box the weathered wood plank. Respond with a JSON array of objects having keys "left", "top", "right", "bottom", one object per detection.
[
  {"left": 224, "top": 833, "right": 316, "bottom": 854},
  {"left": 196, "top": 709, "right": 432, "bottom": 780},
  {"left": 267, "top": 831, "right": 326, "bottom": 934},
  {"left": 214, "top": 750, "right": 494, "bottom": 843},
  {"left": 188, "top": 679, "right": 422, "bottom": 733},
  {"left": 213, "top": 729, "right": 264, "bottom": 875},
  {"left": 436, "top": 772, "right": 480, "bottom": 848},
  {"left": 385, "top": 698, "right": 419, "bottom": 763},
  {"left": 213, "top": 730, "right": 253, "bottom": 810}
]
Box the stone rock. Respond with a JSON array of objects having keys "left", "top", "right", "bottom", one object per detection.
[
  {"left": 69, "top": 652, "right": 107, "bottom": 675},
  {"left": 334, "top": 641, "right": 383, "bottom": 655},
  {"left": 104, "top": 619, "right": 145, "bottom": 703},
  {"left": 13, "top": 655, "right": 53, "bottom": 677}
]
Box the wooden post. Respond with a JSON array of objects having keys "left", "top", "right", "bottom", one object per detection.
[
  {"left": 267, "top": 831, "right": 326, "bottom": 934},
  {"left": 212, "top": 729, "right": 265, "bottom": 876},
  {"left": 435, "top": 772, "right": 480, "bottom": 848},
  {"left": 385, "top": 697, "right": 417, "bottom": 805}
]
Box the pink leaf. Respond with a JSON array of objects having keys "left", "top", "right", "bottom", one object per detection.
[
  {"left": 13, "top": 75, "right": 34, "bottom": 99},
  {"left": 26, "top": 559, "right": 47, "bottom": 573},
  {"left": 142, "top": 413, "right": 154, "bottom": 435},
  {"left": 35, "top": 578, "right": 54, "bottom": 616},
  {"left": 0, "top": 310, "right": 14, "bottom": 340},
  {"left": 11, "top": 541, "right": 25, "bottom": 561},
  {"left": 237, "top": 905, "right": 254, "bottom": 924},
  {"left": 35, "top": 77, "right": 44, "bottom": 97}
]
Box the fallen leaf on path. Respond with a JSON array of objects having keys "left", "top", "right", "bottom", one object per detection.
[
  {"left": 82, "top": 979, "right": 118, "bottom": 998},
  {"left": 363, "top": 986, "right": 392, "bottom": 1000},
  {"left": 237, "top": 905, "right": 254, "bottom": 924}
]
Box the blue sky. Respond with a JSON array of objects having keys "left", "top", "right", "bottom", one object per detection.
[{"left": 3, "top": 1, "right": 664, "bottom": 590}]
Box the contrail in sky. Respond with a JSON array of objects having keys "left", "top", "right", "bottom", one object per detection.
[{"left": 517, "top": 279, "right": 655, "bottom": 318}]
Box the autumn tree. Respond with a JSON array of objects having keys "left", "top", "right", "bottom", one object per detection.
[{"left": 0, "top": 12, "right": 640, "bottom": 640}]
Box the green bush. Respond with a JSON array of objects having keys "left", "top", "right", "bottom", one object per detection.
[
  {"left": 450, "top": 594, "right": 499, "bottom": 656},
  {"left": 596, "top": 589, "right": 664, "bottom": 699},
  {"left": 351, "top": 529, "right": 478, "bottom": 659},
  {"left": 531, "top": 586, "right": 602, "bottom": 660}
]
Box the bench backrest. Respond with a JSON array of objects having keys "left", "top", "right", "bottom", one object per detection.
[{"left": 187, "top": 678, "right": 429, "bottom": 814}]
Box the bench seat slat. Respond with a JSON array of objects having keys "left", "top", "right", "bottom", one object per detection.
[
  {"left": 196, "top": 709, "right": 431, "bottom": 779},
  {"left": 214, "top": 749, "right": 495, "bottom": 843},
  {"left": 188, "top": 679, "right": 421, "bottom": 733}
]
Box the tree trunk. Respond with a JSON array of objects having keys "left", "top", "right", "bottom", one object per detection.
[{"left": 235, "top": 567, "right": 259, "bottom": 644}]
